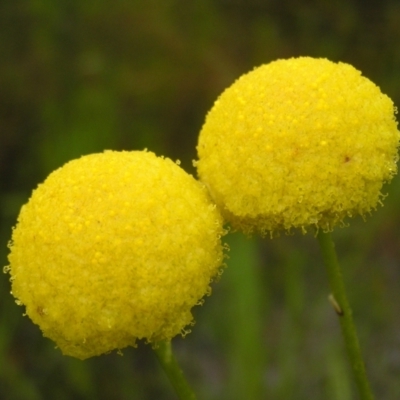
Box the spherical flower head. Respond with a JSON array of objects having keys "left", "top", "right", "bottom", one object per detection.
[
  {"left": 7, "top": 150, "right": 225, "bottom": 359},
  {"left": 197, "top": 57, "right": 400, "bottom": 234}
]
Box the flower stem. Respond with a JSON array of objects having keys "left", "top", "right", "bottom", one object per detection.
[
  {"left": 317, "top": 231, "right": 374, "bottom": 400},
  {"left": 153, "top": 340, "right": 197, "bottom": 400}
]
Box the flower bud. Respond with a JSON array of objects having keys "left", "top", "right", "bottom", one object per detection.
[
  {"left": 197, "top": 57, "right": 399, "bottom": 234},
  {"left": 8, "top": 150, "right": 225, "bottom": 359}
]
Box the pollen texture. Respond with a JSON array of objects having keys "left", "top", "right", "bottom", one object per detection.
[
  {"left": 7, "top": 150, "right": 225, "bottom": 359},
  {"left": 196, "top": 57, "right": 400, "bottom": 234}
]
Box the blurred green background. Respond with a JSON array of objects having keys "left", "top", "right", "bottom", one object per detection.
[{"left": 1, "top": 0, "right": 400, "bottom": 399}]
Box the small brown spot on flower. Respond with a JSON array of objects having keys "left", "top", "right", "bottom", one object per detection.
[{"left": 37, "top": 306, "right": 45, "bottom": 317}]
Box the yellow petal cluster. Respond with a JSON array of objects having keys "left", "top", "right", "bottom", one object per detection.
[
  {"left": 197, "top": 57, "right": 399, "bottom": 234},
  {"left": 7, "top": 150, "right": 224, "bottom": 359}
]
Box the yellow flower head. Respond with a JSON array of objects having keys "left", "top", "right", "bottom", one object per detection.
[
  {"left": 7, "top": 150, "right": 225, "bottom": 359},
  {"left": 197, "top": 57, "right": 399, "bottom": 234}
]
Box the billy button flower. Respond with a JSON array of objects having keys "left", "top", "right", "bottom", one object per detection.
[
  {"left": 196, "top": 57, "right": 400, "bottom": 235},
  {"left": 196, "top": 56, "right": 400, "bottom": 400},
  {"left": 7, "top": 150, "right": 225, "bottom": 360}
]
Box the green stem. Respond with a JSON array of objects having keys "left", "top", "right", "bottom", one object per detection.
[
  {"left": 153, "top": 340, "right": 197, "bottom": 400},
  {"left": 317, "top": 231, "right": 374, "bottom": 400}
]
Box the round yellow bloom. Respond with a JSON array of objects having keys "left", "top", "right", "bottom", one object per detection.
[
  {"left": 7, "top": 150, "right": 224, "bottom": 359},
  {"left": 197, "top": 57, "right": 399, "bottom": 234}
]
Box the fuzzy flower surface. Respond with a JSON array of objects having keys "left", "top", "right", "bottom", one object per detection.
[
  {"left": 197, "top": 57, "right": 399, "bottom": 234},
  {"left": 7, "top": 150, "right": 225, "bottom": 359}
]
